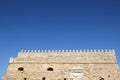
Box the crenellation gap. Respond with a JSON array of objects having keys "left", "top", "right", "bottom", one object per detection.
[
  {"left": 112, "top": 49, "right": 115, "bottom": 52},
  {"left": 76, "top": 50, "right": 78, "bottom": 52},
  {"left": 72, "top": 50, "right": 75, "bottom": 52},
  {"left": 48, "top": 50, "right": 51, "bottom": 53},
  {"left": 66, "top": 50, "right": 68, "bottom": 52},
  {"left": 38, "top": 50, "right": 40, "bottom": 53},
  {"left": 79, "top": 49, "right": 82, "bottom": 52},
  {"left": 27, "top": 50, "right": 30, "bottom": 53},
  {"left": 23, "top": 50, "right": 26, "bottom": 52},
  {"left": 83, "top": 49, "right": 86, "bottom": 52},
  {"left": 34, "top": 50, "right": 36, "bottom": 53},
  {"left": 97, "top": 49, "right": 100, "bottom": 52},
  {"left": 101, "top": 49, "right": 104, "bottom": 52},
  {"left": 90, "top": 49, "right": 93, "bottom": 52},
  {"left": 105, "top": 49, "right": 108, "bottom": 52},
  {"left": 94, "top": 49, "right": 96, "bottom": 52},
  {"left": 51, "top": 50, "right": 54, "bottom": 53},
  {"left": 31, "top": 50, "right": 33, "bottom": 53},
  {"left": 108, "top": 49, "right": 112, "bottom": 52},
  {"left": 21, "top": 50, "right": 24, "bottom": 52},
  {"left": 69, "top": 50, "right": 72, "bottom": 52},
  {"left": 87, "top": 49, "right": 89, "bottom": 52},
  {"left": 62, "top": 50, "right": 64, "bottom": 52},
  {"left": 41, "top": 50, "right": 43, "bottom": 53}
]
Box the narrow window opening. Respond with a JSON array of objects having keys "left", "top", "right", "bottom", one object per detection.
[
  {"left": 100, "top": 78, "right": 104, "bottom": 80},
  {"left": 47, "top": 67, "right": 53, "bottom": 71},
  {"left": 18, "top": 67, "right": 24, "bottom": 71},
  {"left": 99, "top": 76, "right": 104, "bottom": 80},
  {"left": 64, "top": 78, "right": 67, "bottom": 80},
  {"left": 24, "top": 78, "right": 27, "bottom": 80},
  {"left": 42, "top": 77, "right": 46, "bottom": 80}
]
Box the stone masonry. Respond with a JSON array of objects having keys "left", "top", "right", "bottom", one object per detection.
[{"left": 4, "top": 49, "right": 120, "bottom": 80}]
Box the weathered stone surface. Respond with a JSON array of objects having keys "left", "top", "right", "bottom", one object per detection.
[{"left": 4, "top": 50, "right": 120, "bottom": 80}]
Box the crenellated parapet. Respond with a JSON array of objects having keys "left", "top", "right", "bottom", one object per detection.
[
  {"left": 19, "top": 49, "right": 115, "bottom": 53},
  {"left": 18, "top": 49, "right": 115, "bottom": 58},
  {"left": 8, "top": 49, "right": 117, "bottom": 64}
]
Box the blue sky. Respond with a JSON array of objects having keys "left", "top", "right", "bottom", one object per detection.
[{"left": 0, "top": 0, "right": 120, "bottom": 78}]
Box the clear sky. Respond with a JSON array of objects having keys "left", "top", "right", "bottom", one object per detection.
[{"left": 0, "top": 0, "right": 120, "bottom": 79}]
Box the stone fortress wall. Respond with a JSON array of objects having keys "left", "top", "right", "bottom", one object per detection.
[{"left": 4, "top": 49, "right": 120, "bottom": 80}]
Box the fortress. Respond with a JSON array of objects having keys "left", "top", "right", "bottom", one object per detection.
[{"left": 4, "top": 49, "right": 120, "bottom": 80}]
